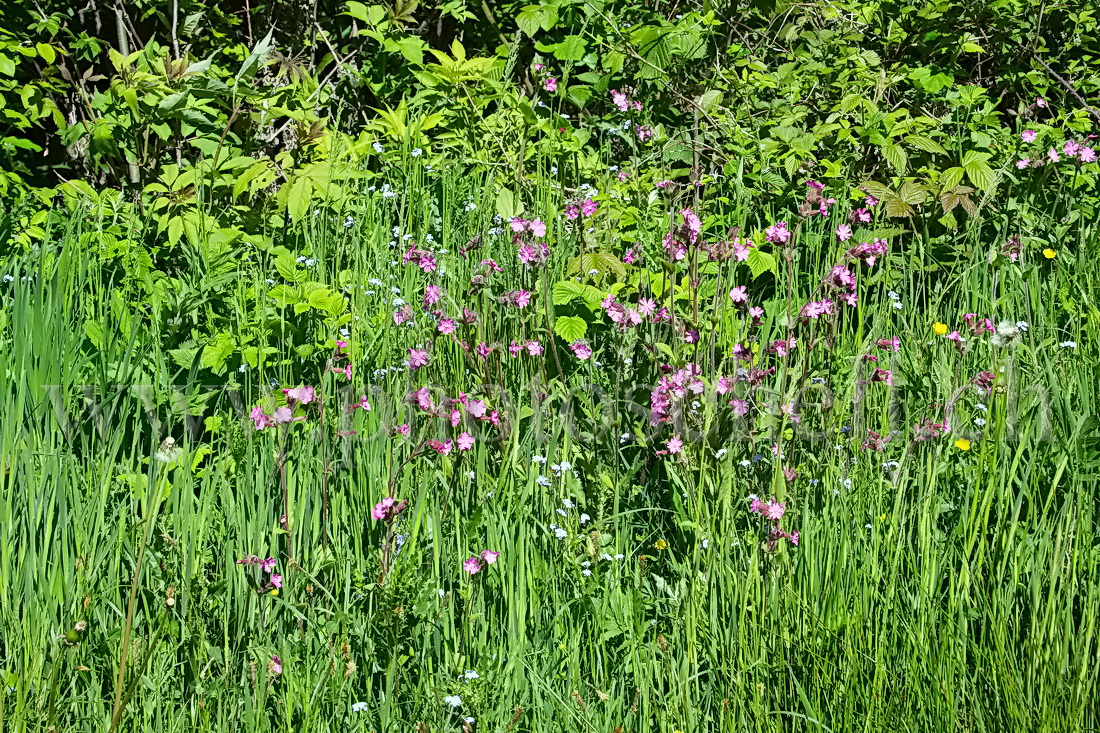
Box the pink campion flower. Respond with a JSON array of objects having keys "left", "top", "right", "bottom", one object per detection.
[
  {"left": 330, "top": 363, "right": 353, "bottom": 381},
  {"left": 1080, "top": 147, "right": 1098, "bottom": 163},
  {"left": 840, "top": 291, "right": 858, "bottom": 308},
  {"left": 270, "top": 656, "right": 283, "bottom": 675},
  {"left": 518, "top": 244, "right": 547, "bottom": 266},
  {"left": 428, "top": 439, "right": 454, "bottom": 456},
  {"left": 680, "top": 208, "right": 702, "bottom": 244},
  {"left": 870, "top": 368, "right": 893, "bottom": 385},
  {"left": 505, "top": 290, "right": 532, "bottom": 308},
  {"left": 250, "top": 406, "right": 275, "bottom": 430},
  {"left": 876, "top": 336, "right": 901, "bottom": 352},
  {"left": 729, "top": 286, "right": 748, "bottom": 305},
  {"left": 862, "top": 430, "right": 892, "bottom": 451},
  {"left": 466, "top": 399, "right": 487, "bottom": 419},
  {"left": 662, "top": 233, "right": 687, "bottom": 261},
  {"left": 372, "top": 497, "right": 408, "bottom": 521},
  {"left": 509, "top": 217, "right": 528, "bottom": 233},
  {"left": 610, "top": 89, "right": 630, "bottom": 111},
  {"left": 481, "top": 258, "right": 502, "bottom": 273},
  {"left": 683, "top": 329, "right": 699, "bottom": 344},
  {"left": 732, "top": 239, "right": 751, "bottom": 261},
  {"left": 284, "top": 385, "right": 316, "bottom": 405},
  {"left": 476, "top": 342, "right": 493, "bottom": 361},
  {"left": 570, "top": 340, "right": 593, "bottom": 360},
  {"left": 945, "top": 330, "right": 964, "bottom": 343},
  {"left": 769, "top": 338, "right": 796, "bottom": 357},
  {"left": 623, "top": 248, "right": 638, "bottom": 264},
  {"left": 480, "top": 550, "right": 500, "bottom": 565},
  {"left": 1017, "top": 158, "right": 1031, "bottom": 169},
  {"left": 418, "top": 254, "right": 437, "bottom": 273},
  {"left": 394, "top": 305, "right": 414, "bottom": 325},
  {"left": 633, "top": 100, "right": 642, "bottom": 111},
  {"left": 836, "top": 224, "right": 852, "bottom": 242},
  {"left": 749, "top": 497, "right": 763, "bottom": 514},
  {"left": 449, "top": 408, "right": 461, "bottom": 427},
  {"left": 402, "top": 245, "right": 421, "bottom": 265},
  {"left": 268, "top": 572, "right": 283, "bottom": 589},
  {"left": 352, "top": 395, "right": 371, "bottom": 412},
  {"left": 457, "top": 432, "right": 475, "bottom": 451},
  {"left": 732, "top": 343, "right": 754, "bottom": 362},
  {"left": 408, "top": 348, "right": 430, "bottom": 370},
  {"left": 437, "top": 318, "right": 457, "bottom": 334},
  {"left": 424, "top": 285, "right": 442, "bottom": 306},
  {"left": 1036, "top": 96, "right": 1047, "bottom": 108},
  {"left": 463, "top": 557, "right": 482, "bottom": 575},
  {"left": 636, "top": 125, "right": 653, "bottom": 142},
  {"left": 765, "top": 221, "right": 791, "bottom": 244},
  {"left": 617, "top": 170, "right": 629, "bottom": 181},
  {"left": 828, "top": 265, "right": 855, "bottom": 290},
  {"left": 529, "top": 219, "right": 547, "bottom": 237},
  {"left": 652, "top": 307, "right": 671, "bottom": 322},
  {"left": 1064, "top": 140, "right": 1081, "bottom": 157},
  {"left": 1047, "top": 148, "right": 1060, "bottom": 162},
  {"left": 716, "top": 376, "right": 731, "bottom": 395},
  {"left": 544, "top": 77, "right": 557, "bottom": 92},
  {"left": 272, "top": 406, "right": 296, "bottom": 424},
  {"left": 564, "top": 204, "right": 580, "bottom": 220},
  {"left": 748, "top": 306, "right": 764, "bottom": 325},
  {"left": 637, "top": 297, "right": 657, "bottom": 316},
  {"left": 413, "top": 387, "right": 434, "bottom": 412},
  {"left": 581, "top": 198, "right": 598, "bottom": 216},
  {"left": 1021, "top": 129, "right": 1037, "bottom": 142},
  {"left": 260, "top": 557, "right": 277, "bottom": 572},
  {"left": 335, "top": 339, "right": 348, "bottom": 353},
  {"left": 656, "top": 180, "right": 672, "bottom": 189},
  {"left": 666, "top": 434, "right": 684, "bottom": 454},
  {"left": 761, "top": 499, "right": 786, "bottom": 521},
  {"left": 730, "top": 399, "right": 749, "bottom": 416},
  {"left": 509, "top": 341, "right": 523, "bottom": 357},
  {"left": 525, "top": 340, "right": 543, "bottom": 356},
  {"left": 865, "top": 194, "right": 879, "bottom": 207},
  {"left": 853, "top": 208, "right": 871, "bottom": 223},
  {"left": 806, "top": 179, "right": 825, "bottom": 191},
  {"left": 395, "top": 424, "right": 411, "bottom": 436}
]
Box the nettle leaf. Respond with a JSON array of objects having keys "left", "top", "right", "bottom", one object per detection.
[
  {"left": 267, "top": 284, "right": 300, "bottom": 306},
  {"left": 554, "top": 315, "right": 587, "bottom": 342},
  {"left": 906, "top": 134, "right": 948, "bottom": 155},
  {"left": 201, "top": 332, "right": 236, "bottom": 373},
  {"left": 275, "top": 256, "right": 306, "bottom": 283},
  {"left": 880, "top": 143, "right": 908, "bottom": 174},
  {"left": 747, "top": 248, "right": 777, "bottom": 279}
]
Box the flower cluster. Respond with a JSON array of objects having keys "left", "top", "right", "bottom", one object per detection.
[
  {"left": 463, "top": 549, "right": 501, "bottom": 575},
  {"left": 371, "top": 497, "right": 409, "bottom": 523},
  {"left": 749, "top": 496, "right": 798, "bottom": 550},
  {"left": 236, "top": 555, "right": 283, "bottom": 592}
]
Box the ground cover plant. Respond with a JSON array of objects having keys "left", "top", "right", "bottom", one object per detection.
[{"left": 1, "top": 0, "right": 1100, "bottom": 731}]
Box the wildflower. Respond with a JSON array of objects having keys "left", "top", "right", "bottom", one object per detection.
[
  {"left": 1060, "top": 340, "right": 1077, "bottom": 349},
  {"left": 875, "top": 336, "right": 900, "bottom": 352},
  {"left": 407, "top": 348, "right": 430, "bottom": 370},
  {"left": 463, "top": 557, "right": 482, "bottom": 575},
  {"left": 481, "top": 550, "right": 500, "bottom": 565},
  {"left": 666, "top": 435, "right": 683, "bottom": 454},
  {"left": 765, "top": 221, "right": 791, "bottom": 244},
  {"left": 283, "top": 385, "right": 316, "bottom": 405},
  {"left": 352, "top": 702, "right": 368, "bottom": 713},
  {"left": 933, "top": 322, "right": 949, "bottom": 335},
  {"left": 1036, "top": 96, "right": 1047, "bottom": 108},
  {"left": 581, "top": 199, "right": 598, "bottom": 216},
  {"left": 372, "top": 142, "right": 385, "bottom": 153},
  {"left": 544, "top": 77, "right": 557, "bottom": 92},
  {"left": 570, "top": 341, "right": 593, "bottom": 360},
  {"left": 729, "top": 286, "right": 748, "bottom": 305},
  {"left": 955, "top": 438, "right": 971, "bottom": 451},
  {"left": 1079, "top": 147, "right": 1097, "bottom": 163},
  {"left": 654, "top": 539, "right": 668, "bottom": 550},
  {"left": 444, "top": 695, "right": 463, "bottom": 708},
  {"left": 610, "top": 88, "right": 630, "bottom": 111},
  {"left": 250, "top": 406, "right": 275, "bottom": 430},
  {"left": 372, "top": 497, "right": 408, "bottom": 522},
  {"left": 636, "top": 125, "right": 653, "bottom": 142},
  {"left": 836, "top": 224, "right": 852, "bottom": 241},
  {"left": 269, "top": 655, "right": 283, "bottom": 675},
  {"left": 1047, "top": 148, "right": 1060, "bottom": 162},
  {"left": 457, "top": 432, "right": 475, "bottom": 451},
  {"left": 564, "top": 203, "right": 580, "bottom": 220},
  {"left": 1021, "top": 130, "right": 1037, "bottom": 142},
  {"left": 1016, "top": 159, "right": 1031, "bottom": 169},
  {"left": 1043, "top": 248, "right": 1056, "bottom": 259}
]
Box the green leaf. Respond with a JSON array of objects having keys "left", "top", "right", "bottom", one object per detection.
[
  {"left": 941, "top": 166, "right": 965, "bottom": 190},
  {"left": 495, "top": 187, "right": 522, "bottom": 219},
  {"left": 747, "top": 248, "right": 777, "bottom": 279},
  {"left": 284, "top": 176, "right": 312, "bottom": 223},
  {"left": 516, "top": 7, "right": 542, "bottom": 37},
  {"left": 881, "top": 143, "right": 908, "bottom": 174},
  {"left": 554, "top": 315, "right": 587, "bottom": 342},
  {"left": 905, "top": 134, "right": 948, "bottom": 155}
]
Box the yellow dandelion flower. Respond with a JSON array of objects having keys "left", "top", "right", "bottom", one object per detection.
[
  {"left": 933, "top": 322, "right": 948, "bottom": 335},
  {"left": 654, "top": 539, "right": 668, "bottom": 550},
  {"left": 955, "top": 438, "right": 971, "bottom": 451},
  {"left": 1042, "top": 248, "right": 1056, "bottom": 259}
]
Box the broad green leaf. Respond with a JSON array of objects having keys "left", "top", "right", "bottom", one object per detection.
[{"left": 554, "top": 315, "right": 587, "bottom": 342}]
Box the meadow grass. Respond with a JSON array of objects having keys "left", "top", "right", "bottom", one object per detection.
[{"left": 0, "top": 162, "right": 1097, "bottom": 733}]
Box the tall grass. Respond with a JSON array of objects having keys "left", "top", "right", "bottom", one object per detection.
[{"left": 0, "top": 160, "right": 1097, "bottom": 732}]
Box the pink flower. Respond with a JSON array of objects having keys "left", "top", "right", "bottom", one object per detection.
[
  {"left": 480, "top": 550, "right": 500, "bottom": 565},
  {"left": 1036, "top": 96, "right": 1047, "bottom": 108},
  {"left": 765, "top": 221, "right": 791, "bottom": 244},
  {"left": 835, "top": 224, "right": 852, "bottom": 242},
  {"left": 393, "top": 305, "right": 413, "bottom": 325},
  {"left": 463, "top": 557, "right": 482, "bottom": 575},
  {"left": 428, "top": 439, "right": 454, "bottom": 456},
  {"left": 1021, "top": 129, "right": 1037, "bottom": 142},
  {"left": 372, "top": 497, "right": 408, "bottom": 522},
  {"left": 476, "top": 342, "right": 493, "bottom": 361},
  {"left": 637, "top": 297, "right": 657, "bottom": 316},
  {"left": 1079, "top": 147, "right": 1097, "bottom": 163},
  {"left": 437, "top": 318, "right": 457, "bottom": 334},
  {"left": 525, "top": 341, "right": 543, "bottom": 356},
  {"left": 853, "top": 208, "right": 871, "bottom": 223},
  {"left": 870, "top": 367, "right": 893, "bottom": 385},
  {"left": 655, "top": 180, "right": 672, "bottom": 189},
  {"left": 268, "top": 572, "right": 283, "bottom": 589},
  {"left": 875, "top": 336, "right": 900, "bottom": 352},
  {"left": 570, "top": 340, "right": 593, "bottom": 360},
  {"left": 528, "top": 219, "right": 547, "bottom": 237},
  {"left": 413, "top": 387, "right": 435, "bottom": 412},
  {"left": 424, "top": 284, "right": 442, "bottom": 306},
  {"left": 261, "top": 557, "right": 277, "bottom": 573},
  {"left": 729, "top": 286, "right": 748, "bottom": 305},
  {"left": 610, "top": 89, "right": 630, "bottom": 111},
  {"left": 395, "top": 424, "right": 411, "bottom": 436},
  {"left": 865, "top": 194, "right": 879, "bottom": 207},
  {"left": 636, "top": 125, "right": 653, "bottom": 142},
  {"left": 1047, "top": 148, "right": 1060, "bottom": 162},
  {"left": 509, "top": 217, "right": 528, "bottom": 233},
  {"left": 748, "top": 306, "right": 764, "bottom": 325},
  {"left": 564, "top": 204, "right": 580, "bottom": 220},
  {"left": 250, "top": 406, "right": 275, "bottom": 430},
  {"left": 408, "top": 348, "right": 430, "bottom": 370},
  {"left": 272, "top": 406, "right": 296, "bottom": 424},
  {"left": 269, "top": 655, "right": 283, "bottom": 675},
  {"left": 457, "top": 432, "right": 475, "bottom": 451},
  {"left": 761, "top": 499, "right": 786, "bottom": 521},
  {"left": 283, "top": 385, "right": 316, "bottom": 405},
  {"left": 1016, "top": 159, "right": 1031, "bottom": 169},
  {"left": 544, "top": 77, "right": 557, "bottom": 92},
  {"left": 730, "top": 399, "right": 749, "bottom": 416},
  {"left": 353, "top": 395, "right": 371, "bottom": 412},
  {"left": 581, "top": 198, "right": 598, "bottom": 217},
  {"left": 680, "top": 208, "right": 702, "bottom": 244},
  {"left": 623, "top": 248, "right": 638, "bottom": 264},
  {"left": 945, "top": 330, "right": 964, "bottom": 343},
  {"left": 418, "top": 254, "right": 436, "bottom": 273},
  {"left": 666, "top": 434, "right": 683, "bottom": 454}
]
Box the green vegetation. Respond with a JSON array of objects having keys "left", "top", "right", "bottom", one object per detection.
[{"left": 1, "top": 1, "right": 1098, "bottom": 731}]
